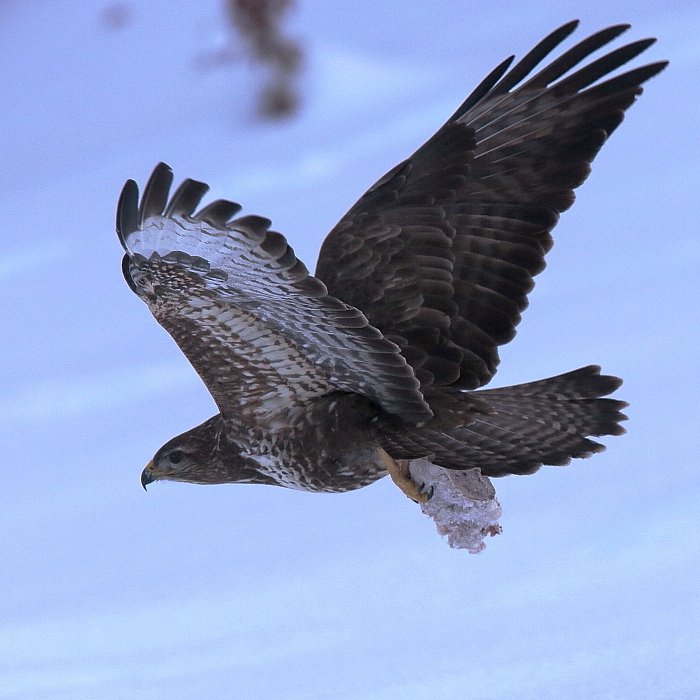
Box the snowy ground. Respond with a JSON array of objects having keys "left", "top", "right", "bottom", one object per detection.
[{"left": 0, "top": 1, "right": 698, "bottom": 698}]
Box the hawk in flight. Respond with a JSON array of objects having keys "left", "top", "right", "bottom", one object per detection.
[{"left": 118, "top": 21, "right": 665, "bottom": 500}]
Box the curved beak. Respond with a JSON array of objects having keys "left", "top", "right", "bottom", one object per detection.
[{"left": 141, "top": 460, "right": 156, "bottom": 491}]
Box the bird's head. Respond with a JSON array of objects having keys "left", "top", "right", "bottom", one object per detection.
[
  {"left": 142, "top": 445, "right": 200, "bottom": 489},
  {"left": 141, "top": 416, "right": 222, "bottom": 489},
  {"left": 140, "top": 415, "right": 280, "bottom": 489}
]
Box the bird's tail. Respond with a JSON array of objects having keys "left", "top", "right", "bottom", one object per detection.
[{"left": 379, "top": 365, "right": 628, "bottom": 477}]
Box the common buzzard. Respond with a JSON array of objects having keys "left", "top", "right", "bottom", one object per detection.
[{"left": 117, "top": 21, "right": 665, "bottom": 501}]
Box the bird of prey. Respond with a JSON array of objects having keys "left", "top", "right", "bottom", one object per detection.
[{"left": 117, "top": 21, "right": 665, "bottom": 501}]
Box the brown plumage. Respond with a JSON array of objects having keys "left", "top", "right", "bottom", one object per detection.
[{"left": 117, "top": 22, "right": 665, "bottom": 493}]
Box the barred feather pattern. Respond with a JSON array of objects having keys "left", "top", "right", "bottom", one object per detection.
[
  {"left": 119, "top": 163, "right": 431, "bottom": 424},
  {"left": 376, "top": 366, "right": 628, "bottom": 476}
]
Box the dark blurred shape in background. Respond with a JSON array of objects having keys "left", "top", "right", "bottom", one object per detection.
[
  {"left": 226, "top": 0, "right": 303, "bottom": 118},
  {"left": 101, "top": 2, "right": 132, "bottom": 30}
]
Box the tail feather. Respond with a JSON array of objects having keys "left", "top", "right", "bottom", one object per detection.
[
  {"left": 479, "top": 364, "right": 623, "bottom": 401},
  {"left": 379, "top": 366, "right": 628, "bottom": 477}
]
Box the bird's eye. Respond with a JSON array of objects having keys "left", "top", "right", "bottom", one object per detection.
[{"left": 169, "top": 451, "right": 184, "bottom": 464}]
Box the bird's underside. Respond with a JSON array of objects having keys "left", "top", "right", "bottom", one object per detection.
[{"left": 117, "top": 21, "right": 665, "bottom": 496}]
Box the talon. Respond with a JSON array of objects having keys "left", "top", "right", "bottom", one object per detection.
[
  {"left": 416, "top": 482, "right": 435, "bottom": 501},
  {"left": 377, "top": 448, "right": 432, "bottom": 503}
]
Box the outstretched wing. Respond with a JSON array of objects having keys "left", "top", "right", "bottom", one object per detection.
[
  {"left": 118, "top": 163, "right": 432, "bottom": 424},
  {"left": 315, "top": 21, "right": 667, "bottom": 390}
]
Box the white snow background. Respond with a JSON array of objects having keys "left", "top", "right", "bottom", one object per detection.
[{"left": 0, "top": 1, "right": 698, "bottom": 698}]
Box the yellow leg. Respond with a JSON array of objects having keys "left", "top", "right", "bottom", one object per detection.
[{"left": 377, "top": 447, "right": 432, "bottom": 503}]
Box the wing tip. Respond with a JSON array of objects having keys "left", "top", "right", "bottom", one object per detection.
[
  {"left": 138, "top": 162, "right": 174, "bottom": 227},
  {"left": 118, "top": 163, "right": 247, "bottom": 248},
  {"left": 194, "top": 199, "right": 243, "bottom": 226},
  {"left": 557, "top": 18, "right": 581, "bottom": 36},
  {"left": 461, "top": 20, "right": 665, "bottom": 114},
  {"left": 118, "top": 162, "right": 175, "bottom": 249},
  {"left": 163, "top": 178, "right": 210, "bottom": 219},
  {"left": 116, "top": 178, "right": 139, "bottom": 250}
]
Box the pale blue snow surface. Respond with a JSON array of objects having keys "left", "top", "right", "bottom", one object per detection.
[{"left": 0, "top": 0, "right": 698, "bottom": 698}]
